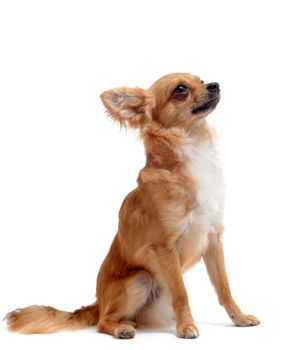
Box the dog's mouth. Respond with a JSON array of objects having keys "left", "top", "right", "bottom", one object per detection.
[{"left": 191, "top": 94, "right": 220, "bottom": 114}]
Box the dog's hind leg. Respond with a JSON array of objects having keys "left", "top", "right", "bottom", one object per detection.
[{"left": 97, "top": 270, "right": 152, "bottom": 339}]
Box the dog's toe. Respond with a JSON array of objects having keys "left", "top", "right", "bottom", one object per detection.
[
  {"left": 177, "top": 324, "right": 199, "bottom": 339},
  {"left": 116, "top": 329, "right": 135, "bottom": 339},
  {"left": 231, "top": 314, "right": 260, "bottom": 327},
  {"left": 114, "top": 325, "right": 136, "bottom": 339}
]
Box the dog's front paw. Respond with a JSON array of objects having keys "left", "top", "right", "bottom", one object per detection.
[
  {"left": 176, "top": 324, "right": 199, "bottom": 339},
  {"left": 230, "top": 313, "right": 260, "bottom": 327}
]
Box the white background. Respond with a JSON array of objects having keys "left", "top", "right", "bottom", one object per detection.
[{"left": 0, "top": 1, "right": 283, "bottom": 349}]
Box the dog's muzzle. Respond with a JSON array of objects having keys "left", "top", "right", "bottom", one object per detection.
[{"left": 192, "top": 82, "right": 220, "bottom": 114}]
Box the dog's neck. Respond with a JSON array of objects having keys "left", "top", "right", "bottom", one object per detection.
[{"left": 142, "top": 120, "right": 213, "bottom": 171}]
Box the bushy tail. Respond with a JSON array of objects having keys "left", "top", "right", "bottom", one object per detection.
[{"left": 5, "top": 303, "right": 99, "bottom": 334}]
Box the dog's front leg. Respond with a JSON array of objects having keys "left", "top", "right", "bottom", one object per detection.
[
  {"left": 203, "top": 228, "right": 260, "bottom": 327},
  {"left": 155, "top": 246, "right": 199, "bottom": 339}
]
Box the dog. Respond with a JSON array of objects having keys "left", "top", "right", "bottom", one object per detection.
[{"left": 5, "top": 73, "right": 260, "bottom": 339}]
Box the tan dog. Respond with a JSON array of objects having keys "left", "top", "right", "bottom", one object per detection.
[{"left": 5, "top": 73, "right": 260, "bottom": 339}]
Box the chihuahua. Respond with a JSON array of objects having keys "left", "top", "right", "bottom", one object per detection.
[{"left": 5, "top": 73, "right": 260, "bottom": 339}]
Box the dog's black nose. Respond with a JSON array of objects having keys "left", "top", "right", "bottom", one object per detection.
[{"left": 207, "top": 82, "right": 220, "bottom": 93}]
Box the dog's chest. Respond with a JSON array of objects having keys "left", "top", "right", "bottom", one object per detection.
[{"left": 180, "top": 137, "right": 225, "bottom": 237}]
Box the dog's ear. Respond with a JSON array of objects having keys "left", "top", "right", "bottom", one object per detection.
[{"left": 100, "top": 87, "right": 152, "bottom": 128}]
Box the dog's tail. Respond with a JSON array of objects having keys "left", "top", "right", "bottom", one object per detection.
[{"left": 4, "top": 303, "right": 99, "bottom": 334}]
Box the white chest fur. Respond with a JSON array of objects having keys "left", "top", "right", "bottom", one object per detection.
[{"left": 180, "top": 132, "right": 225, "bottom": 241}]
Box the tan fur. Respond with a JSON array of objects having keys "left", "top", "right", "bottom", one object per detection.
[
  {"left": 5, "top": 73, "right": 260, "bottom": 338},
  {"left": 5, "top": 304, "right": 99, "bottom": 334}
]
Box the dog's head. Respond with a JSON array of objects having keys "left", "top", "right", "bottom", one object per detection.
[{"left": 100, "top": 73, "right": 220, "bottom": 131}]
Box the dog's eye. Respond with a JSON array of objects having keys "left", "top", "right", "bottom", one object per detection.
[
  {"left": 173, "top": 84, "right": 189, "bottom": 96},
  {"left": 173, "top": 84, "right": 189, "bottom": 101}
]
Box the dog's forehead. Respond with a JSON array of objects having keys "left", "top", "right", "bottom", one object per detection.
[{"left": 150, "top": 73, "right": 200, "bottom": 92}]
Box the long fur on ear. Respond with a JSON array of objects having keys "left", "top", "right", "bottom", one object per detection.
[{"left": 100, "top": 87, "right": 153, "bottom": 128}]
